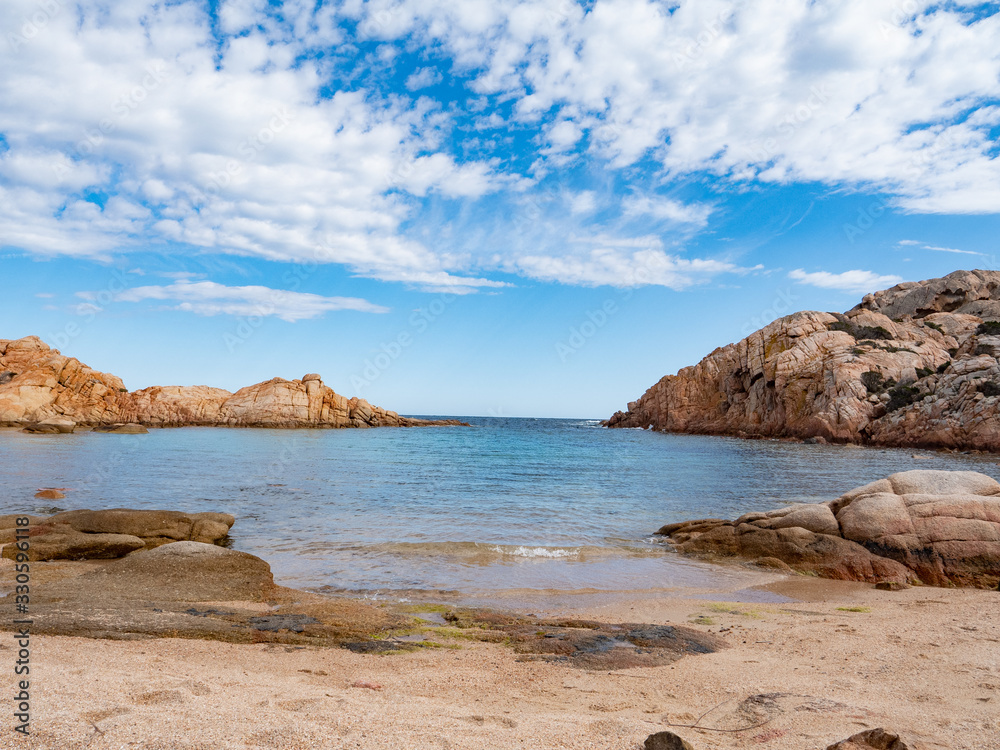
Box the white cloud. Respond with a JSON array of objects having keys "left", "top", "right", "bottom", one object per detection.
[
  {"left": 788, "top": 269, "right": 904, "bottom": 294},
  {"left": 896, "top": 240, "right": 985, "bottom": 256},
  {"left": 514, "top": 244, "right": 744, "bottom": 289},
  {"left": 622, "top": 195, "right": 713, "bottom": 226},
  {"left": 0, "top": 0, "right": 510, "bottom": 287},
  {"left": 3, "top": 0, "right": 999, "bottom": 297},
  {"left": 91, "top": 280, "right": 390, "bottom": 321},
  {"left": 405, "top": 67, "right": 443, "bottom": 91},
  {"left": 358, "top": 0, "right": 1000, "bottom": 213},
  {"left": 922, "top": 244, "right": 985, "bottom": 256},
  {"left": 567, "top": 191, "right": 597, "bottom": 215}
]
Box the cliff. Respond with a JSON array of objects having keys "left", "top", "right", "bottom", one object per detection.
[
  {"left": 606, "top": 269, "right": 1000, "bottom": 451},
  {"left": 0, "top": 336, "right": 463, "bottom": 429}
]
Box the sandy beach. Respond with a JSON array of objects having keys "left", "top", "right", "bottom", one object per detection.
[{"left": 8, "top": 575, "right": 998, "bottom": 750}]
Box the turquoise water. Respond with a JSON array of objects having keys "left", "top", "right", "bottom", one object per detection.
[{"left": 2, "top": 418, "right": 998, "bottom": 600}]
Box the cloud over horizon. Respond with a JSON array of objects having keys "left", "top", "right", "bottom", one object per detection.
[{"left": 1, "top": 0, "right": 998, "bottom": 297}]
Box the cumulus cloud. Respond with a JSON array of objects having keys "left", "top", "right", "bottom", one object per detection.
[
  {"left": 622, "top": 195, "right": 713, "bottom": 226},
  {"left": 85, "top": 280, "right": 390, "bottom": 321},
  {"left": 2, "top": 0, "right": 998, "bottom": 296},
  {"left": 788, "top": 269, "right": 904, "bottom": 294},
  {"left": 353, "top": 0, "right": 1000, "bottom": 212}
]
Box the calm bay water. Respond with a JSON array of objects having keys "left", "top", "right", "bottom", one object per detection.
[{"left": 2, "top": 418, "right": 998, "bottom": 602}]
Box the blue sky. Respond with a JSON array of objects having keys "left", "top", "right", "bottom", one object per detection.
[{"left": 2, "top": 1, "right": 999, "bottom": 418}]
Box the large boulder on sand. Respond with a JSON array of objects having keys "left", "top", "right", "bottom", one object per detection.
[
  {"left": 67, "top": 541, "right": 276, "bottom": 601},
  {"left": 658, "top": 470, "right": 1000, "bottom": 588}
]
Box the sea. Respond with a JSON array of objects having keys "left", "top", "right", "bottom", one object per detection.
[{"left": 3, "top": 418, "right": 998, "bottom": 609}]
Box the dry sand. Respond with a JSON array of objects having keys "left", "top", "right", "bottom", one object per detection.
[{"left": 5, "top": 577, "right": 999, "bottom": 749}]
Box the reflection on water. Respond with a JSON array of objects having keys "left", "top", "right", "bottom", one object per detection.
[{"left": 1, "top": 418, "right": 997, "bottom": 599}]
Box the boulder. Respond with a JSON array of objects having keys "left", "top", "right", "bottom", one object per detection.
[
  {"left": 47, "top": 509, "right": 234, "bottom": 545},
  {"left": 0, "top": 509, "right": 236, "bottom": 560},
  {"left": 34, "top": 489, "right": 66, "bottom": 500},
  {"left": 658, "top": 470, "right": 1000, "bottom": 588},
  {"left": 22, "top": 417, "right": 76, "bottom": 434},
  {"left": 71, "top": 541, "right": 276, "bottom": 601},
  {"left": 644, "top": 731, "right": 694, "bottom": 750},
  {"left": 1, "top": 522, "right": 145, "bottom": 561},
  {"left": 825, "top": 728, "right": 923, "bottom": 750}
]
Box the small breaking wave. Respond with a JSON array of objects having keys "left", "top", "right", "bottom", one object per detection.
[{"left": 316, "top": 540, "right": 660, "bottom": 565}]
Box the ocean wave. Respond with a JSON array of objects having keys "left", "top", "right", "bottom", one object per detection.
[{"left": 333, "top": 540, "right": 663, "bottom": 564}]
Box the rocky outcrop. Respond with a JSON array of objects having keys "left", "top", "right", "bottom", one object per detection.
[
  {"left": 658, "top": 470, "right": 1000, "bottom": 588},
  {"left": 1, "top": 508, "right": 235, "bottom": 561},
  {"left": 607, "top": 270, "right": 1000, "bottom": 451},
  {"left": 0, "top": 336, "right": 465, "bottom": 429}
]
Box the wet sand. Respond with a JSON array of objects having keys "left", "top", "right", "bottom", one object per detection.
[{"left": 8, "top": 576, "right": 999, "bottom": 749}]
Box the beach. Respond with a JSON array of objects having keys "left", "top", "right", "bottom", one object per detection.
[{"left": 7, "top": 571, "right": 998, "bottom": 750}]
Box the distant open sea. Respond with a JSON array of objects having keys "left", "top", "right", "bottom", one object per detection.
[{"left": 3, "top": 418, "right": 998, "bottom": 606}]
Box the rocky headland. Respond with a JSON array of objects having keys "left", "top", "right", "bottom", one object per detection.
[
  {"left": 0, "top": 335, "right": 465, "bottom": 429},
  {"left": 607, "top": 270, "right": 1000, "bottom": 452},
  {"left": 658, "top": 469, "right": 1000, "bottom": 589}
]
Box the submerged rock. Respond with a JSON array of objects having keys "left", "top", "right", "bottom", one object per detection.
[
  {"left": 658, "top": 469, "right": 1000, "bottom": 588},
  {"left": 92, "top": 423, "right": 149, "bottom": 434}
]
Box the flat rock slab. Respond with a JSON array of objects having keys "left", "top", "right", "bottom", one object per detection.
[
  {"left": 0, "top": 545, "right": 403, "bottom": 645},
  {"left": 437, "top": 610, "right": 725, "bottom": 670}
]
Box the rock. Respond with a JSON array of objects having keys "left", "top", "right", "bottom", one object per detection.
[
  {"left": 644, "top": 731, "right": 695, "bottom": 750},
  {"left": 874, "top": 581, "right": 910, "bottom": 591},
  {"left": 0, "top": 336, "right": 465, "bottom": 429},
  {"left": 0, "top": 509, "right": 236, "bottom": 560},
  {"left": 1, "top": 523, "right": 146, "bottom": 561},
  {"left": 92, "top": 423, "right": 149, "bottom": 434},
  {"left": 658, "top": 470, "right": 1000, "bottom": 588},
  {"left": 605, "top": 270, "right": 1000, "bottom": 452},
  {"left": 69, "top": 541, "right": 276, "bottom": 601},
  {"left": 47, "top": 508, "right": 234, "bottom": 545},
  {"left": 754, "top": 556, "right": 793, "bottom": 572},
  {"left": 34, "top": 489, "right": 65, "bottom": 500},
  {"left": 22, "top": 417, "right": 76, "bottom": 434},
  {"left": 825, "top": 728, "right": 918, "bottom": 749}
]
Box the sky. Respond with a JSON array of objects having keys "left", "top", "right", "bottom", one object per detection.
[{"left": 1, "top": 0, "right": 999, "bottom": 418}]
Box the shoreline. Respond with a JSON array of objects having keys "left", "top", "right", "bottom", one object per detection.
[{"left": 8, "top": 570, "right": 997, "bottom": 749}]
